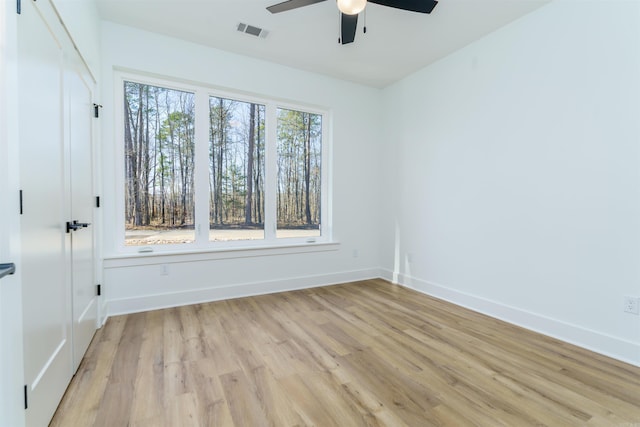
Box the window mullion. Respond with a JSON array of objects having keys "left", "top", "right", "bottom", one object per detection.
[
  {"left": 194, "top": 89, "right": 210, "bottom": 246},
  {"left": 321, "top": 111, "right": 331, "bottom": 241},
  {"left": 264, "top": 103, "right": 277, "bottom": 242}
]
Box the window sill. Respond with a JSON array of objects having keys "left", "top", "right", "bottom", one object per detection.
[{"left": 103, "top": 241, "right": 341, "bottom": 269}]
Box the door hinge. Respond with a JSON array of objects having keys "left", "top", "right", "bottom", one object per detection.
[
  {"left": 97, "top": 284, "right": 101, "bottom": 296},
  {"left": 19, "top": 190, "right": 23, "bottom": 215},
  {"left": 96, "top": 196, "right": 100, "bottom": 208},
  {"left": 93, "top": 103, "right": 102, "bottom": 118},
  {"left": 24, "top": 385, "right": 28, "bottom": 410}
]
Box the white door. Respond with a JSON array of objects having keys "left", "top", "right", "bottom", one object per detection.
[
  {"left": 0, "top": 2, "right": 25, "bottom": 423},
  {"left": 18, "top": 2, "right": 73, "bottom": 426},
  {"left": 67, "top": 68, "right": 97, "bottom": 372}
]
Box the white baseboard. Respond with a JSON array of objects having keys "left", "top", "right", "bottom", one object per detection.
[
  {"left": 380, "top": 269, "right": 640, "bottom": 367},
  {"left": 105, "top": 266, "right": 639, "bottom": 367},
  {"left": 106, "top": 268, "right": 383, "bottom": 318}
]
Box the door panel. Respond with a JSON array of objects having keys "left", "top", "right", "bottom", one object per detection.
[
  {"left": 67, "top": 69, "right": 97, "bottom": 371},
  {"left": 18, "top": 3, "right": 72, "bottom": 426}
]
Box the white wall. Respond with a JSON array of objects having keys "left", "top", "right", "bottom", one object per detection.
[
  {"left": 382, "top": 0, "right": 640, "bottom": 365},
  {"left": 100, "top": 22, "right": 385, "bottom": 316},
  {"left": 51, "top": 0, "right": 101, "bottom": 80}
]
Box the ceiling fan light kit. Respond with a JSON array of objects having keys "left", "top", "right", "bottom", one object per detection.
[
  {"left": 266, "top": 0, "right": 437, "bottom": 45},
  {"left": 337, "top": 0, "right": 367, "bottom": 15}
]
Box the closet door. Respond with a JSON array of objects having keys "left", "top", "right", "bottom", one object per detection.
[
  {"left": 66, "top": 67, "right": 97, "bottom": 372},
  {"left": 18, "top": 2, "right": 72, "bottom": 425}
]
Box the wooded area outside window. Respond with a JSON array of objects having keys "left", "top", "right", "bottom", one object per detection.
[
  {"left": 276, "top": 108, "right": 322, "bottom": 239},
  {"left": 209, "top": 97, "right": 266, "bottom": 242},
  {"left": 124, "top": 82, "right": 196, "bottom": 245},
  {"left": 119, "top": 74, "right": 330, "bottom": 252}
]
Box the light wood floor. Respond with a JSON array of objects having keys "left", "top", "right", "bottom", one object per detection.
[{"left": 51, "top": 279, "right": 640, "bottom": 426}]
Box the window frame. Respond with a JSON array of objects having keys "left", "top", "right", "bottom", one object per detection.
[{"left": 114, "top": 71, "right": 332, "bottom": 254}]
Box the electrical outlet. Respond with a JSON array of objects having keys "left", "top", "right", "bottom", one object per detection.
[
  {"left": 161, "top": 264, "right": 169, "bottom": 276},
  {"left": 623, "top": 296, "right": 639, "bottom": 315}
]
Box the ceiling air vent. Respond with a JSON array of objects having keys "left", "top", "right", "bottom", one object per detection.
[{"left": 237, "top": 23, "right": 269, "bottom": 39}]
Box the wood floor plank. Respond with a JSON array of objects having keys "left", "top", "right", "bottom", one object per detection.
[
  {"left": 51, "top": 280, "right": 640, "bottom": 426},
  {"left": 336, "top": 349, "right": 442, "bottom": 426},
  {"left": 168, "top": 392, "right": 200, "bottom": 427},
  {"left": 130, "top": 310, "right": 165, "bottom": 422},
  {"left": 186, "top": 358, "right": 234, "bottom": 426},
  {"left": 196, "top": 313, "right": 242, "bottom": 376},
  {"left": 48, "top": 321, "right": 122, "bottom": 427},
  {"left": 277, "top": 373, "right": 342, "bottom": 425},
  {"left": 220, "top": 370, "right": 269, "bottom": 427},
  {"left": 90, "top": 313, "right": 146, "bottom": 427}
]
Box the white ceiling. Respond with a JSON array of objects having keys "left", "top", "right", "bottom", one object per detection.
[{"left": 96, "top": 0, "right": 549, "bottom": 88}]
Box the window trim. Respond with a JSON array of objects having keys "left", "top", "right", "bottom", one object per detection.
[
  {"left": 103, "top": 241, "right": 341, "bottom": 268},
  {"left": 114, "top": 71, "right": 332, "bottom": 254}
]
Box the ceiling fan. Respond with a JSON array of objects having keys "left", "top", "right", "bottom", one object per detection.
[{"left": 266, "top": 0, "right": 438, "bottom": 44}]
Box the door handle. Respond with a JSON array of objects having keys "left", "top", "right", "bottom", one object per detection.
[
  {"left": 66, "top": 221, "right": 81, "bottom": 233},
  {"left": 0, "top": 263, "right": 16, "bottom": 280},
  {"left": 66, "top": 220, "right": 91, "bottom": 233}
]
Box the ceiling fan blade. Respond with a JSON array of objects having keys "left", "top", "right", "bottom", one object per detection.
[
  {"left": 368, "top": 0, "right": 437, "bottom": 13},
  {"left": 267, "top": 0, "right": 326, "bottom": 14},
  {"left": 340, "top": 13, "right": 358, "bottom": 44}
]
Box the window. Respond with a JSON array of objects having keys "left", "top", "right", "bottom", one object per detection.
[
  {"left": 124, "top": 82, "right": 196, "bottom": 245},
  {"left": 209, "top": 97, "right": 265, "bottom": 242},
  {"left": 276, "top": 108, "right": 322, "bottom": 239},
  {"left": 120, "top": 74, "right": 329, "bottom": 251}
]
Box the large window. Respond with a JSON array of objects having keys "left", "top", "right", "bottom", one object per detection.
[{"left": 120, "top": 75, "right": 329, "bottom": 251}]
